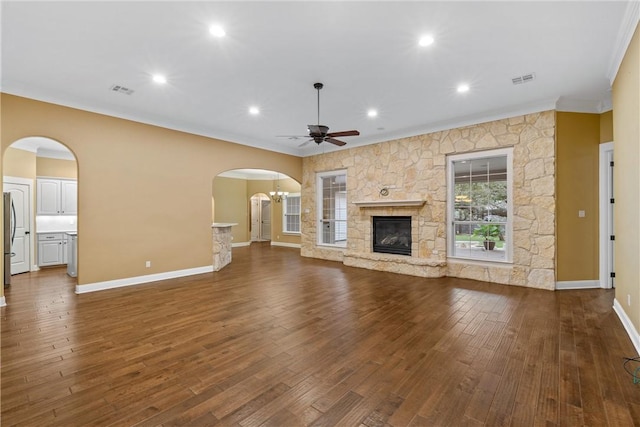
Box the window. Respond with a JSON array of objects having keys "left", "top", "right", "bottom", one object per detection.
[
  {"left": 447, "top": 148, "right": 512, "bottom": 262},
  {"left": 283, "top": 193, "right": 301, "bottom": 234},
  {"left": 317, "top": 170, "right": 347, "bottom": 247}
]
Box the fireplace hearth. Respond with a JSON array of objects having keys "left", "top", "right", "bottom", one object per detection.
[{"left": 372, "top": 216, "right": 412, "bottom": 256}]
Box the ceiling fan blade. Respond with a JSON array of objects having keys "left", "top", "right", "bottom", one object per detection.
[
  {"left": 298, "top": 139, "right": 313, "bottom": 148},
  {"left": 327, "top": 130, "right": 360, "bottom": 137},
  {"left": 326, "top": 137, "right": 347, "bottom": 146},
  {"left": 276, "top": 135, "right": 307, "bottom": 139}
]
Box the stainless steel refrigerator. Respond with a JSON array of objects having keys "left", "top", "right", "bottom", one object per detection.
[{"left": 4, "top": 192, "right": 15, "bottom": 287}]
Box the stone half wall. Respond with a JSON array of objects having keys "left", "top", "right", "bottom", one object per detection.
[{"left": 301, "top": 111, "right": 556, "bottom": 290}]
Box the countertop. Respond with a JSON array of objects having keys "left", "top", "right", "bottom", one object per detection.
[
  {"left": 212, "top": 223, "right": 238, "bottom": 228},
  {"left": 36, "top": 230, "right": 77, "bottom": 234}
]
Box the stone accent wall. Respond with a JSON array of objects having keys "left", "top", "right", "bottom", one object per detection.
[{"left": 301, "top": 111, "right": 556, "bottom": 290}]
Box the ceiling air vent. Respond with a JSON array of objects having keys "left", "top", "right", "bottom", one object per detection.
[
  {"left": 512, "top": 73, "right": 536, "bottom": 85},
  {"left": 109, "top": 84, "right": 135, "bottom": 95}
]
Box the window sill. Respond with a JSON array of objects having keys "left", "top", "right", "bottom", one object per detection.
[
  {"left": 447, "top": 256, "right": 513, "bottom": 266},
  {"left": 283, "top": 232, "right": 301, "bottom": 236}
]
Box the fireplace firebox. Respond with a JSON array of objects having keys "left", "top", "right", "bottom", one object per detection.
[{"left": 372, "top": 216, "right": 412, "bottom": 256}]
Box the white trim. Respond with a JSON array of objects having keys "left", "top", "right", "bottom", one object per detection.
[
  {"left": 607, "top": 0, "right": 640, "bottom": 85},
  {"left": 271, "top": 241, "right": 301, "bottom": 249},
  {"left": 599, "top": 142, "right": 614, "bottom": 289},
  {"left": 75, "top": 265, "right": 213, "bottom": 294},
  {"left": 613, "top": 298, "right": 640, "bottom": 355},
  {"left": 316, "top": 169, "right": 348, "bottom": 248},
  {"left": 232, "top": 241, "right": 251, "bottom": 248},
  {"left": 555, "top": 280, "right": 600, "bottom": 290},
  {"left": 0, "top": 296, "right": 6, "bottom": 307},
  {"left": 446, "top": 147, "right": 514, "bottom": 263},
  {"left": 556, "top": 98, "right": 613, "bottom": 115},
  {"left": 282, "top": 193, "right": 301, "bottom": 234}
]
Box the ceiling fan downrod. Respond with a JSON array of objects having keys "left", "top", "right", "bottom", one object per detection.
[{"left": 314, "top": 82, "right": 323, "bottom": 125}]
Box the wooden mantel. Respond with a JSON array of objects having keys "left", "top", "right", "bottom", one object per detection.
[{"left": 352, "top": 200, "right": 426, "bottom": 208}]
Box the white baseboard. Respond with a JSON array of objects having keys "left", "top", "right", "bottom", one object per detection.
[
  {"left": 75, "top": 265, "right": 214, "bottom": 294},
  {"left": 232, "top": 241, "right": 251, "bottom": 248},
  {"left": 555, "top": 280, "right": 601, "bottom": 290},
  {"left": 270, "top": 241, "right": 301, "bottom": 249},
  {"left": 613, "top": 298, "right": 640, "bottom": 355},
  {"left": 0, "top": 296, "right": 5, "bottom": 307}
]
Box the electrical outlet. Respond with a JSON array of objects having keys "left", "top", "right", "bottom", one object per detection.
[
  {"left": 578, "top": 210, "right": 585, "bottom": 218},
  {"left": 145, "top": 261, "right": 151, "bottom": 268}
]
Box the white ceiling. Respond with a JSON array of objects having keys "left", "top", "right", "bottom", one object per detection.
[{"left": 1, "top": 1, "right": 635, "bottom": 158}]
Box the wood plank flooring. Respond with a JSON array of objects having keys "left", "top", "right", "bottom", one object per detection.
[{"left": 2, "top": 242, "right": 639, "bottom": 426}]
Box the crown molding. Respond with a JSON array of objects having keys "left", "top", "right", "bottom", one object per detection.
[
  {"left": 607, "top": 1, "right": 640, "bottom": 85},
  {"left": 556, "top": 97, "right": 613, "bottom": 114}
]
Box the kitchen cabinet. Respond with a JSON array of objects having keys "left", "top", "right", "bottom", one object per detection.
[
  {"left": 37, "top": 178, "right": 77, "bottom": 215},
  {"left": 38, "top": 233, "right": 68, "bottom": 267}
]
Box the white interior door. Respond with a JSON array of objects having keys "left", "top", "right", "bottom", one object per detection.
[
  {"left": 261, "top": 199, "right": 271, "bottom": 240},
  {"left": 250, "top": 196, "right": 261, "bottom": 241},
  {"left": 4, "top": 182, "right": 31, "bottom": 275}
]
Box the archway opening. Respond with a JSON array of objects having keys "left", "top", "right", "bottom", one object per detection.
[
  {"left": 3, "top": 137, "right": 79, "bottom": 290},
  {"left": 212, "top": 169, "right": 301, "bottom": 250}
]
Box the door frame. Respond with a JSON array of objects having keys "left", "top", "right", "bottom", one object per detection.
[
  {"left": 3, "top": 176, "right": 35, "bottom": 273},
  {"left": 599, "top": 142, "right": 614, "bottom": 289}
]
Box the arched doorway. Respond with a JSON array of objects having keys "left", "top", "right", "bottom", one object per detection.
[
  {"left": 212, "top": 169, "right": 301, "bottom": 249},
  {"left": 3, "top": 137, "right": 78, "bottom": 290}
]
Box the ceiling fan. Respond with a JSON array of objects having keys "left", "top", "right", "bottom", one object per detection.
[{"left": 279, "top": 82, "right": 360, "bottom": 147}]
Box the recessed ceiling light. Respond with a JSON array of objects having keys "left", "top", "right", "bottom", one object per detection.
[
  {"left": 249, "top": 106, "right": 260, "bottom": 115},
  {"left": 209, "top": 24, "right": 226, "bottom": 38},
  {"left": 419, "top": 35, "right": 435, "bottom": 47},
  {"left": 457, "top": 84, "right": 470, "bottom": 93},
  {"left": 152, "top": 74, "right": 167, "bottom": 84},
  {"left": 367, "top": 109, "right": 378, "bottom": 118}
]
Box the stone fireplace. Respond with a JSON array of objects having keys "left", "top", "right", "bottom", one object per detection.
[
  {"left": 338, "top": 200, "right": 447, "bottom": 278},
  {"left": 301, "top": 111, "right": 556, "bottom": 289},
  {"left": 372, "top": 216, "right": 411, "bottom": 256}
]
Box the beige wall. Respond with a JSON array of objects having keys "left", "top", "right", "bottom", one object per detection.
[
  {"left": 37, "top": 157, "right": 77, "bottom": 179},
  {"left": 612, "top": 23, "right": 640, "bottom": 331},
  {"left": 212, "top": 177, "right": 249, "bottom": 243},
  {"left": 600, "top": 110, "right": 614, "bottom": 143},
  {"left": 555, "top": 112, "right": 601, "bottom": 282},
  {"left": 4, "top": 147, "right": 36, "bottom": 179},
  {"left": 1, "top": 94, "right": 302, "bottom": 288}
]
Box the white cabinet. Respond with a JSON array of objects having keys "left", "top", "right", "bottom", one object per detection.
[
  {"left": 37, "top": 178, "right": 77, "bottom": 215},
  {"left": 38, "top": 233, "right": 67, "bottom": 267}
]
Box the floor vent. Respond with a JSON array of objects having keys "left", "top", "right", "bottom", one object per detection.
[
  {"left": 512, "top": 73, "right": 535, "bottom": 85},
  {"left": 109, "top": 84, "right": 135, "bottom": 95}
]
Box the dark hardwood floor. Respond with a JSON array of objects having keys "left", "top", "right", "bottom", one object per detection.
[{"left": 2, "top": 242, "right": 639, "bottom": 426}]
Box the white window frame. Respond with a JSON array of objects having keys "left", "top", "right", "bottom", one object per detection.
[
  {"left": 447, "top": 147, "right": 513, "bottom": 263},
  {"left": 316, "top": 169, "right": 348, "bottom": 248},
  {"left": 282, "top": 193, "right": 301, "bottom": 235}
]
